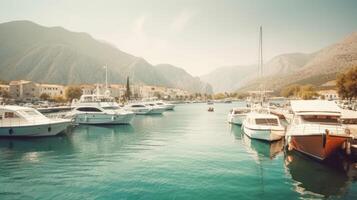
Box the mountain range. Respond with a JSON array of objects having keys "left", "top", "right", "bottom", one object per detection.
[
  {"left": 201, "top": 32, "right": 357, "bottom": 93},
  {"left": 0, "top": 21, "right": 212, "bottom": 94}
]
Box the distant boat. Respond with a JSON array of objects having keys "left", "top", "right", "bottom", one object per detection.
[
  {"left": 124, "top": 103, "right": 152, "bottom": 115},
  {"left": 207, "top": 100, "right": 214, "bottom": 105},
  {"left": 208, "top": 107, "right": 214, "bottom": 112},
  {"left": 0, "top": 105, "right": 71, "bottom": 137},
  {"left": 143, "top": 102, "right": 167, "bottom": 114},
  {"left": 227, "top": 107, "right": 250, "bottom": 125},
  {"left": 67, "top": 66, "right": 135, "bottom": 125},
  {"left": 286, "top": 100, "right": 351, "bottom": 161},
  {"left": 143, "top": 98, "right": 175, "bottom": 110}
]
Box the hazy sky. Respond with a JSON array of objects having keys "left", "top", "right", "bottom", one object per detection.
[{"left": 0, "top": 0, "right": 356, "bottom": 75}]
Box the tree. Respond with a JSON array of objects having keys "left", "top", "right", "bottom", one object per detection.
[
  {"left": 213, "top": 93, "right": 225, "bottom": 99},
  {"left": 280, "top": 84, "right": 300, "bottom": 98},
  {"left": 280, "top": 84, "right": 317, "bottom": 99},
  {"left": 0, "top": 90, "right": 10, "bottom": 98},
  {"left": 65, "top": 86, "right": 82, "bottom": 101},
  {"left": 40, "top": 93, "right": 50, "bottom": 101},
  {"left": 337, "top": 67, "right": 357, "bottom": 102},
  {"left": 52, "top": 96, "right": 66, "bottom": 103},
  {"left": 298, "top": 85, "right": 317, "bottom": 100},
  {"left": 125, "top": 76, "right": 131, "bottom": 100}
]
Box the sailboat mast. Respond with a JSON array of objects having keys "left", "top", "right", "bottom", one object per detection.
[
  {"left": 104, "top": 65, "right": 108, "bottom": 90},
  {"left": 259, "top": 26, "right": 263, "bottom": 78},
  {"left": 258, "top": 26, "right": 264, "bottom": 103}
]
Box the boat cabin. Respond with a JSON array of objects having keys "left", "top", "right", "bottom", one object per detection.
[
  {"left": 290, "top": 100, "right": 342, "bottom": 126},
  {"left": 0, "top": 106, "right": 48, "bottom": 125},
  {"left": 245, "top": 113, "right": 281, "bottom": 127}
]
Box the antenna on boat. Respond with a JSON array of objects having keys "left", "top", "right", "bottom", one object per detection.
[
  {"left": 104, "top": 65, "right": 108, "bottom": 90},
  {"left": 259, "top": 26, "right": 263, "bottom": 78},
  {"left": 258, "top": 26, "right": 264, "bottom": 105}
]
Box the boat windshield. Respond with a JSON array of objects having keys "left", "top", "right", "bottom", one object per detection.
[
  {"left": 157, "top": 103, "right": 164, "bottom": 105},
  {"left": 131, "top": 105, "right": 145, "bottom": 108},
  {"left": 234, "top": 109, "right": 249, "bottom": 114},
  {"left": 255, "top": 118, "right": 279, "bottom": 126},
  {"left": 103, "top": 106, "right": 119, "bottom": 110},
  {"left": 302, "top": 115, "right": 340, "bottom": 124},
  {"left": 20, "top": 110, "right": 42, "bottom": 116}
]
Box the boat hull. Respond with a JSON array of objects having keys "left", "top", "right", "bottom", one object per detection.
[
  {"left": 289, "top": 134, "right": 349, "bottom": 160},
  {"left": 0, "top": 120, "right": 71, "bottom": 137},
  {"left": 73, "top": 113, "right": 135, "bottom": 124},
  {"left": 147, "top": 107, "right": 166, "bottom": 114},
  {"left": 227, "top": 114, "right": 245, "bottom": 125},
  {"left": 243, "top": 126, "right": 284, "bottom": 141},
  {"left": 164, "top": 104, "right": 175, "bottom": 110}
]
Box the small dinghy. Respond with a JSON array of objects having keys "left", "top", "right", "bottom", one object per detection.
[{"left": 208, "top": 107, "right": 214, "bottom": 112}]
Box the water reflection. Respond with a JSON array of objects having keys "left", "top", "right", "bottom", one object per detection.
[
  {"left": 0, "top": 136, "right": 74, "bottom": 154},
  {"left": 0, "top": 135, "right": 75, "bottom": 167},
  {"left": 284, "top": 151, "right": 357, "bottom": 197},
  {"left": 230, "top": 124, "right": 284, "bottom": 159}
]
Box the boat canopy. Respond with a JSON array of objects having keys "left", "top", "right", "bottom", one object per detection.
[{"left": 290, "top": 100, "right": 341, "bottom": 116}]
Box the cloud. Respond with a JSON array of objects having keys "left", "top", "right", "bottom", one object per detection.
[{"left": 170, "top": 9, "right": 196, "bottom": 32}]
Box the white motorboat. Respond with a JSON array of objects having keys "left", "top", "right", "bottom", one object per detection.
[
  {"left": 155, "top": 101, "right": 175, "bottom": 110},
  {"left": 124, "top": 103, "right": 152, "bottom": 115},
  {"left": 144, "top": 102, "right": 166, "bottom": 114},
  {"left": 242, "top": 112, "right": 285, "bottom": 142},
  {"left": 286, "top": 100, "right": 350, "bottom": 160},
  {"left": 227, "top": 107, "right": 250, "bottom": 125},
  {"left": 241, "top": 26, "right": 285, "bottom": 142},
  {"left": 0, "top": 105, "right": 71, "bottom": 137},
  {"left": 141, "top": 98, "right": 175, "bottom": 110},
  {"left": 68, "top": 86, "right": 135, "bottom": 125},
  {"left": 66, "top": 105, "right": 134, "bottom": 125}
]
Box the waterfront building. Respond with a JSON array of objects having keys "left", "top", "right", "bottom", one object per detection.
[
  {"left": 79, "top": 84, "right": 96, "bottom": 95},
  {"left": 37, "top": 83, "right": 65, "bottom": 98},
  {"left": 318, "top": 89, "right": 339, "bottom": 100},
  {"left": 0, "top": 84, "right": 10, "bottom": 92},
  {"left": 9, "top": 80, "right": 39, "bottom": 101}
]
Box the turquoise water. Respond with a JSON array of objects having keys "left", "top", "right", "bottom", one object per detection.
[{"left": 0, "top": 103, "right": 356, "bottom": 200}]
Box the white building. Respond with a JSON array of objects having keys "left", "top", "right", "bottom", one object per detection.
[
  {"left": 318, "top": 90, "right": 339, "bottom": 100},
  {"left": 37, "top": 83, "right": 65, "bottom": 98}
]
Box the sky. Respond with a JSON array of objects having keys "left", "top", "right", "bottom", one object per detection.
[{"left": 0, "top": 0, "right": 357, "bottom": 76}]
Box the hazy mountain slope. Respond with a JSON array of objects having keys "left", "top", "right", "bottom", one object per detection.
[
  {"left": 204, "top": 32, "right": 357, "bottom": 92},
  {"left": 263, "top": 53, "right": 315, "bottom": 76},
  {"left": 0, "top": 20, "right": 209, "bottom": 93},
  {"left": 155, "top": 64, "right": 213, "bottom": 93},
  {"left": 200, "top": 65, "right": 257, "bottom": 93},
  {"left": 0, "top": 21, "right": 136, "bottom": 84},
  {"left": 201, "top": 53, "right": 313, "bottom": 92},
  {"left": 239, "top": 32, "right": 357, "bottom": 91}
]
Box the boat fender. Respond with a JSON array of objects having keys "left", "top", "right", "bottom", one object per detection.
[
  {"left": 323, "top": 129, "right": 329, "bottom": 148},
  {"left": 48, "top": 126, "right": 52, "bottom": 132},
  {"left": 9, "top": 128, "right": 13, "bottom": 135},
  {"left": 346, "top": 141, "right": 351, "bottom": 155},
  {"left": 112, "top": 116, "right": 115, "bottom": 121},
  {"left": 84, "top": 115, "right": 88, "bottom": 122},
  {"left": 345, "top": 128, "right": 351, "bottom": 136}
]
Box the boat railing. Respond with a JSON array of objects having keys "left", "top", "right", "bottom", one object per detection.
[
  {"left": 288, "top": 124, "right": 345, "bottom": 136},
  {"left": 0, "top": 117, "right": 53, "bottom": 127},
  {"left": 45, "top": 112, "right": 68, "bottom": 119}
]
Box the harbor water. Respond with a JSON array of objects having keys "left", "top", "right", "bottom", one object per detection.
[{"left": 0, "top": 103, "right": 356, "bottom": 200}]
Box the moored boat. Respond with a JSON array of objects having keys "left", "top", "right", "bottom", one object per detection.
[
  {"left": 286, "top": 100, "right": 351, "bottom": 161},
  {"left": 242, "top": 112, "right": 285, "bottom": 141},
  {"left": 227, "top": 107, "right": 250, "bottom": 125},
  {"left": 124, "top": 103, "right": 152, "bottom": 115},
  {"left": 0, "top": 105, "right": 71, "bottom": 137}
]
